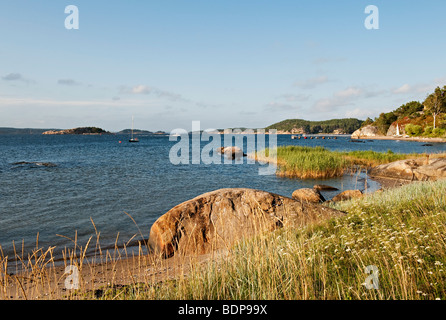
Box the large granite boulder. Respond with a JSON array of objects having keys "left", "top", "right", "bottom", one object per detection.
[
  {"left": 292, "top": 188, "right": 325, "bottom": 203},
  {"left": 148, "top": 188, "right": 344, "bottom": 257},
  {"left": 369, "top": 157, "right": 446, "bottom": 181},
  {"left": 351, "top": 125, "right": 380, "bottom": 139}
]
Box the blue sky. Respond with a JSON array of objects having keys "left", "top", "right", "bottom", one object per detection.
[{"left": 1, "top": 0, "right": 445, "bottom": 131}]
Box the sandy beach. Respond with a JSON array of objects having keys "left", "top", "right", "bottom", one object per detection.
[{"left": 1, "top": 247, "right": 225, "bottom": 300}]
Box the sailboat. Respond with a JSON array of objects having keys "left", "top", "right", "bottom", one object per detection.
[
  {"left": 395, "top": 124, "right": 402, "bottom": 137},
  {"left": 129, "top": 116, "right": 139, "bottom": 143}
]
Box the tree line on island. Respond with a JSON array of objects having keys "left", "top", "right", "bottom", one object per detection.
[
  {"left": 265, "top": 118, "right": 364, "bottom": 135},
  {"left": 358, "top": 85, "right": 446, "bottom": 138}
]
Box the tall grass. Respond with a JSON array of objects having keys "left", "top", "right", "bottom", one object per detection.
[
  {"left": 2, "top": 181, "right": 446, "bottom": 300},
  {"left": 144, "top": 180, "right": 446, "bottom": 300},
  {"left": 276, "top": 146, "right": 348, "bottom": 179},
  {"left": 251, "top": 146, "right": 425, "bottom": 179},
  {"left": 0, "top": 217, "right": 169, "bottom": 300}
]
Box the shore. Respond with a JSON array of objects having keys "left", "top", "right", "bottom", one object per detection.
[
  {"left": 1, "top": 176, "right": 413, "bottom": 300},
  {"left": 352, "top": 135, "right": 446, "bottom": 143},
  {"left": 5, "top": 176, "right": 444, "bottom": 300},
  {"left": 368, "top": 176, "right": 414, "bottom": 189},
  {"left": 1, "top": 246, "right": 225, "bottom": 300}
]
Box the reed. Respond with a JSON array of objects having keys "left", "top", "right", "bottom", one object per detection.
[
  {"left": 250, "top": 146, "right": 429, "bottom": 179},
  {"left": 0, "top": 214, "right": 177, "bottom": 300},
  {"left": 146, "top": 180, "right": 446, "bottom": 300}
]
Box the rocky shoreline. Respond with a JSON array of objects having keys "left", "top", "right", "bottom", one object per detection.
[
  {"left": 42, "top": 127, "right": 111, "bottom": 135},
  {"left": 353, "top": 135, "right": 446, "bottom": 143},
  {"left": 351, "top": 125, "right": 446, "bottom": 142}
]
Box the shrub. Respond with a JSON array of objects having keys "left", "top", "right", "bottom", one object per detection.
[
  {"left": 405, "top": 124, "right": 423, "bottom": 136},
  {"left": 424, "top": 126, "right": 433, "bottom": 135},
  {"left": 432, "top": 128, "right": 445, "bottom": 137}
]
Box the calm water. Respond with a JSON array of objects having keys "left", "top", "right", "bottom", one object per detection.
[{"left": 1, "top": 133, "right": 445, "bottom": 261}]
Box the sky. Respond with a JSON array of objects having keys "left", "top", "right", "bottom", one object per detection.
[{"left": 1, "top": 0, "right": 446, "bottom": 132}]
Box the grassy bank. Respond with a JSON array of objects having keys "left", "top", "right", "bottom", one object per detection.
[
  {"left": 250, "top": 146, "right": 420, "bottom": 179},
  {"left": 137, "top": 180, "right": 446, "bottom": 300},
  {"left": 3, "top": 180, "right": 446, "bottom": 300}
]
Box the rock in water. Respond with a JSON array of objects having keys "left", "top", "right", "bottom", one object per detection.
[
  {"left": 12, "top": 161, "right": 57, "bottom": 168},
  {"left": 216, "top": 147, "right": 246, "bottom": 160},
  {"left": 292, "top": 188, "right": 325, "bottom": 203},
  {"left": 148, "top": 188, "right": 344, "bottom": 257},
  {"left": 313, "top": 184, "right": 339, "bottom": 191},
  {"left": 369, "top": 158, "right": 446, "bottom": 181}
]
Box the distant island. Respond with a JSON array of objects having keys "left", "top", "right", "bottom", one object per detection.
[
  {"left": 5, "top": 83, "right": 445, "bottom": 141},
  {"left": 117, "top": 129, "right": 167, "bottom": 135},
  {"left": 42, "top": 127, "right": 111, "bottom": 135},
  {"left": 265, "top": 118, "right": 364, "bottom": 135},
  {"left": 0, "top": 127, "right": 58, "bottom": 135},
  {"left": 0, "top": 127, "right": 168, "bottom": 135}
]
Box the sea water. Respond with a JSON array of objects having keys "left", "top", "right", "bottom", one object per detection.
[{"left": 1, "top": 133, "right": 445, "bottom": 262}]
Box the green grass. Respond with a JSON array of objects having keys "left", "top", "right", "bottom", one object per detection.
[
  {"left": 251, "top": 146, "right": 419, "bottom": 179},
  {"left": 275, "top": 146, "right": 348, "bottom": 179},
  {"left": 340, "top": 149, "right": 418, "bottom": 166},
  {"left": 138, "top": 180, "right": 446, "bottom": 300},
  {"left": 4, "top": 175, "right": 446, "bottom": 300}
]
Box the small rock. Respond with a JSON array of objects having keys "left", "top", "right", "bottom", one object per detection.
[
  {"left": 292, "top": 188, "right": 325, "bottom": 203},
  {"left": 331, "top": 190, "right": 363, "bottom": 202},
  {"left": 12, "top": 161, "right": 57, "bottom": 167},
  {"left": 313, "top": 184, "right": 339, "bottom": 191},
  {"left": 216, "top": 146, "right": 247, "bottom": 160}
]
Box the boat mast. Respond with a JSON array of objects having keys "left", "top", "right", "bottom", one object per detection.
[{"left": 131, "top": 115, "right": 134, "bottom": 140}]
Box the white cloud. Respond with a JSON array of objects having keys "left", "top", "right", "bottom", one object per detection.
[
  {"left": 0, "top": 96, "right": 151, "bottom": 107},
  {"left": 120, "top": 85, "right": 188, "bottom": 102},
  {"left": 335, "top": 87, "right": 363, "bottom": 98},
  {"left": 130, "top": 85, "right": 153, "bottom": 94},
  {"left": 344, "top": 108, "right": 374, "bottom": 119},
  {"left": 275, "top": 93, "right": 310, "bottom": 102},
  {"left": 392, "top": 79, "right": 446, "bottom": 96},
  {"left": 313, "top": 97, "right": 350, "bottom": 112},
  {"left": 393, "top": 84, "right": 411, "bottom": 94},
  {"left": 294, "top": 76, "right": 331, "bottom": 89},
  {"left": 264, "top": 102, "right": 298, "bottom": 111},
  {"left": 57, "top": 79, "right": 82, "bottom": 86},
  {"left": 312, "top": 86, "right": 382, "bottom": 113}
]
